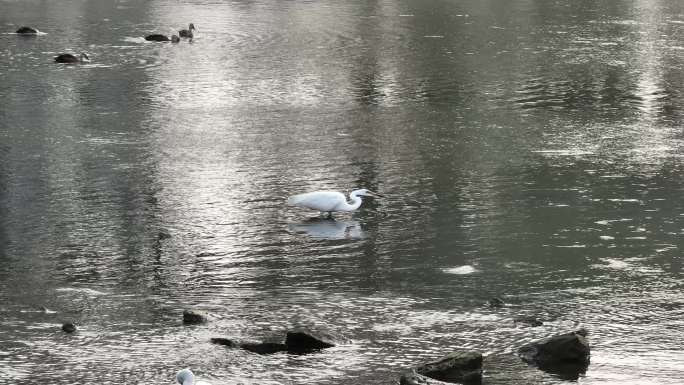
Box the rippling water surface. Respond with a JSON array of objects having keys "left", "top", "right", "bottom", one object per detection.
[{"left": 1, "top": 0, "right": 683, "bottom": 384}]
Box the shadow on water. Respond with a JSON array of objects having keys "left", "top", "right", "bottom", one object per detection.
[
  {"left": 533, "top": 360, "right": 590, "bottom": 382},
  {"left": 288, "top": 217, "right": 363, "bottom": 240}
]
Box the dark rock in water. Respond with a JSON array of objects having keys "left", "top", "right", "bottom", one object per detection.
[
  {"left": 413, "top": 351, "right": 483, "bottom": 384},
  {"left": 400, "top": 370, "right": 457, "bottom": 385},
  {"left": 145, "top": 34, "right": 171, "bottom": 42},
  {"left": 16, "top": 26, "right": 38, "bottom": 34},
  {"left": 182, "top": 309, "right": 208, "bottom": 324},
  {"left": 285, "top": 327, "right": 346, "bottom": 353},
  {"left": 157, "top": 230, "right": 171, "bottom": 240},
  {"left": 240, "top": 342, "right": 288, "bottom": 355},
  {"left": 518, "top": 330, "right": 590, "bottom": 380},
  {"left": 210, "top": 338, "right": 239, "bottom": 347},
  {"left": 488, "top": 297, "right": 505, "bottom": 308},
  {"left": 211, "top": 337, "right": 288, "bottom": 355},
  {"left": 513, "top": 315, "right": 543, "bottom": 327},
  {"left": 61, "top": 322, "right": 76, "bottom": 333}
]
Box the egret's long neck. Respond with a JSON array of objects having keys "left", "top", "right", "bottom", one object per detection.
[{"left": 343, "top": 192, "right": 363, "bottom": 211}]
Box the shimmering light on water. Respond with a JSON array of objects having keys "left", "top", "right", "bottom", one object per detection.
[{"left": 1, "top": 0, "right": 684, "bottom": 384}]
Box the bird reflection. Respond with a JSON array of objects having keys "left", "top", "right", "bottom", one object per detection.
[{"left": 288, "top": 218, "right": 363, "bottom": 240}]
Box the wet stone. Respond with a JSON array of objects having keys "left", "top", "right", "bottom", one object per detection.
[
  {"left": 182, "top": 309, "right": 208, "bottom": 324},
  {"left": 61, "top": 322, "right": 76, "bottom": 333},
  {"left": 284, "top": 327, "right": 346, "bottom": 353},
  {"left": 412, "top": 351, "right": 483, "bottom": 384},
  {"left": 518, "top": 330, "right": 590, "bottom": 380}
]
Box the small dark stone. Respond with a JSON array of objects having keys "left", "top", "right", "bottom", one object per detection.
[
  {"left": 182, "top": 309, "right": 208, "bottom": 324},
  {"left": 240, "top": 342, "right": 288, "bottom": 355},
  {"left": 514, "top": 315, "right": 543, "bottom": 327},
  {"left": 285, "top": 327, "right": 346, "bottom": 353},
  {"left": 210, "top": 338, "right": 239, "bottom": 347},
  {"left": 16, "top": 26, "right": 38, "bottom": 34},
  {"left": 413, "top": 351, "right": 483, "bottom": 384},
  {"left": 61, "top": 322, "right": 76, "bottom": 333},
  {"left": 518, "top": 330, "right": 590, "bottom": 379},
  {"left": 488, "top": 297, "right": 505, "bottom": 307},
  {"left": 157, "top": 230, "right": 171, "bottom": 240}
]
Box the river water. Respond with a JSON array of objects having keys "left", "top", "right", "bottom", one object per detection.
[{"left": 1, "top": 0, "right": 683, "bottom": 384}]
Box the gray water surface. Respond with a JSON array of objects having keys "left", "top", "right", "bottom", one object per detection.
[{"left": 1, "top": 0, "right": 683, "bottom": 384}]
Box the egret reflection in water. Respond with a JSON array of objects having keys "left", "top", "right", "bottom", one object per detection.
[{"left": 288, "top": 218, "right": 364, "bottom": 240}]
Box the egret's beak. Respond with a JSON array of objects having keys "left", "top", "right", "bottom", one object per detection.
[{"left": 366, "top": 190, "right": 384, "bottom": 198}]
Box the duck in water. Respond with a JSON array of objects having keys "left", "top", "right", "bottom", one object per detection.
[
  {"left": 145, "top": 34, "right": 180, "bottom": 43},
  {"left": 54, "top": 53, "right": 90, "bottom": 64},
  {"left": 16, "top": 26, "right": 39, "bottom": 34},
  {"left": 178, "top": 23, "right": 196, "bottom": 38}
]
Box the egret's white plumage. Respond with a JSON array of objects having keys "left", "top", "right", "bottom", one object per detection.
[
  {"left": 176, "top": 368, "right": 212, "bottom": 385},
  {"left": 287, "top": 188, "right": 382, "bottom": 214}
]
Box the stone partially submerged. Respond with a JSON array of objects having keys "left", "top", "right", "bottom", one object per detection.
[
  {"left": 210, "top": 337, "right": 288, "bottom": 354},
  {"left": 284, "top": 327, "right": 347, "bottom": 354},
  {"left": 401, "top": 351, "right": 483, "bottom": 384},
  {"left": 518, "top": 330, "right": 590, "bottom": 380},
  {"left": 210, "top": 327, "right": 348, "bottom": 355},
  {"left": 182, "top": 309, "right": 209, "bottom": 324},
  {"left": 61, "top": 322, "right": 76, "bottom": 333}
]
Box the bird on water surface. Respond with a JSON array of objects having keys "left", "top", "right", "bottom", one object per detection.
[
  {"left": 176, "top": 368, "right": 212, "bottom": 385},
  {"left": 287, "top": 188, "right": 383, "bottom": 216},
  {"left": 145, "top": 34, "right": 180, "bottom": 43},
  {"left": 54, "top": 53, "right": 90, "bottom": 63},
  {"left": 179, "top": 23, "right": 196, "bottom": 38}
]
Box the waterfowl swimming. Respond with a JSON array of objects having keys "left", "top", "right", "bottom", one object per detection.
[
  {"left": 54, "top": 53, "right": 90, "bottom": 64},
  {"left": 16, "top": 26, "right": 39, "bottom": 34},
  {"left": 145, "top": 34, "right": 180, "bottom": 43},
  {"left": 176, "top": 368, "right": 212, "bottom": 385},
  {"left": 178, "top": 23, "right": 196, "bottom": 38}
]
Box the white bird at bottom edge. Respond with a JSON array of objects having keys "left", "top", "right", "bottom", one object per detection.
[
  {"left": 287, "top": 188, "right": 383, "bottom": 215},
  {"left": 176, "top": 368, "right": 212, "bottom": 385}
]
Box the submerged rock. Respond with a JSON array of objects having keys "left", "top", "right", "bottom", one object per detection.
[
  {"left": 284, "top": 327, "right": 346, "bottom": 353},
  {"left": 211, "top": 337, "right": 288, "bottom": 355},
  {"left": 513, "top": 315, "right": 543, "bottom": 327},
  {"left": 210, "top": 338, "right": 239, "bottom": 347},
  {"left": 61, "top": 322, "right": 76, "bottom": 333},
  {"left": 518, "top": 330, "right": 590, "bottom": 380},
  {"left": 488, "top": 297, "right": 505, "bottom": 308},
  {"left": 211, "top": 327, "right": 347, "bottom": 355},
  {"left": 182, "top": 309, "right": 208, "bottom": 324},
  {"left": 411, "top": 351, "right": 483, "bottom": 384},
  {"left": 240, "top": 342, "right": 288, "bottom": 355}
]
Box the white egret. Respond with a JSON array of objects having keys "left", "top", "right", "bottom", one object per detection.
[
  {"left": 176, "top": 368, "right": 212, "bottom": 385},
  {"left": 287, "top": 188, "right": 383, "bottom": 215}
]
